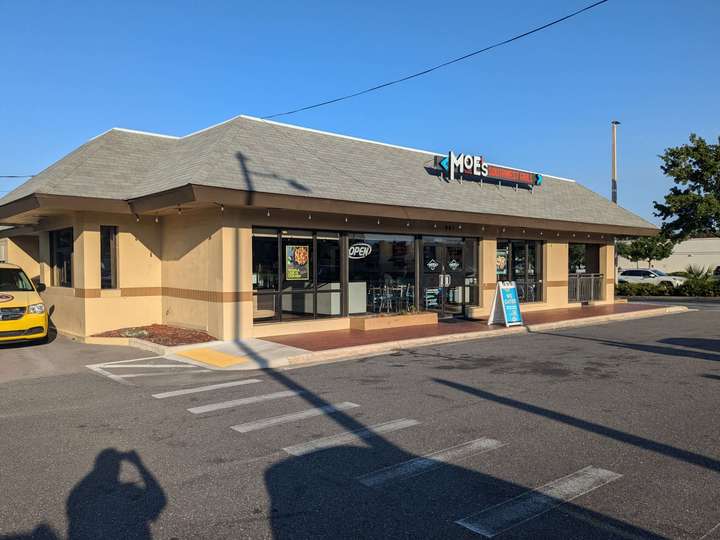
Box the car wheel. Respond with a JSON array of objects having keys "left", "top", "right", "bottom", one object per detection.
[{"left": 660, "top": 281, "right": 675, "bottom": 292}]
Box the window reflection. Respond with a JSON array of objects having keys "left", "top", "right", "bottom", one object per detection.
[
  {"left": 348, "top": 234, "right": 415, "bottom": 314},
  {"left": 497, "top": 239, "right": 543, "bottom": 303}
]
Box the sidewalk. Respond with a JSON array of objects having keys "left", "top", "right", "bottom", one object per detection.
[{"left": 169, "top": 303, "right": 689, "bottom": 371}]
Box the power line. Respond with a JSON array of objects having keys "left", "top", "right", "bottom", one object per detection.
[
  {"left": 0, "top": 175, "right": 34, "bottom": 178},
  {"left": 262, "top": 0, "right": 610, "bottom": 119}
]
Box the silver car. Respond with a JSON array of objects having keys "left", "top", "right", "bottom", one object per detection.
[{"left": 618, "top": 268, "right": 686, "bottom": 288}]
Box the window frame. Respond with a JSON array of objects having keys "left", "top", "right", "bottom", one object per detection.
[
  {"left": 100, "top": 225, "right": 118, "bottom": 290},
  {"left": 50, "top": 228, "right": 74, "bottom": 288}
]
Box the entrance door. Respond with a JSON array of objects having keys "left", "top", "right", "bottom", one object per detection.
[{"left": 421, "top": 239, "right": 466, "bottom": 318}]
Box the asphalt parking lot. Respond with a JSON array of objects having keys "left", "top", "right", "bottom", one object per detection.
[{"left": 1, "top": 309, "right": 719, "bottom": 539}]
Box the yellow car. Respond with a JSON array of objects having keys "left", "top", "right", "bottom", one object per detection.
[{"left": 0, "top": 263, "right": 48, "bottom": 344}]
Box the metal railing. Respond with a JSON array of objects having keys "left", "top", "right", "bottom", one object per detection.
[
  {"left": 568, "top": 273, "right": 604, "bottom": 303},
  {"left": 515, "top": 278, "right": 542, "bottom": 303}
]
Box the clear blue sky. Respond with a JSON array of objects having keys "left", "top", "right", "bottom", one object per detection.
[{"left": 2, "top": 0, "right": 719, "bottom": 223}]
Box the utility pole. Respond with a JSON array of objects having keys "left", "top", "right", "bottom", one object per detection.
[{"left": 611, "top": 120, "right": 620, "bottom": 204}]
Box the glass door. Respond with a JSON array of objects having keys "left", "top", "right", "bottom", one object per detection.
[{"left": 421, "top": 238, "right": 466, "bottom": 318}]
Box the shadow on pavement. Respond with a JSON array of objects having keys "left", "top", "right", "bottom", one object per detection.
[
  {"left": 538, "top": 331, "right": 720, "bottom": 363},
  {"left": 433, "top": 378, "right": 720, "bottom": 474},
  {"left": 257, "top": 363, "right": 664, "bottom": 539},
  {"left": 1, "top": 448, "right": 166, "bottom": 540},
  {"left": 658, "top": 337, "right": 720, "bottom": 353}
]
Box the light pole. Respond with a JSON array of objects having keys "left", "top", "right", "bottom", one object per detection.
[{"left": 611, "top": 120, "right": 620, "bottom": 204}]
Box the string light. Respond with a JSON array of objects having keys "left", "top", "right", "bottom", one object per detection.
[
  {"left": 266, "top": 209, "right": 271, "bottom": 217},
  {"left": 154, "top": 215, "right": 159, "bottom": 223}
]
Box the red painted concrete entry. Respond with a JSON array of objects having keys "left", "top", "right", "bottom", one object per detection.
[{"left": 263, "top": 303, "right": 658, "bottom": 352}]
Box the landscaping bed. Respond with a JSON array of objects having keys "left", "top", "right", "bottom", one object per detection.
[{"left": 94, "top": 324, "right": 215, "bottom": 346}]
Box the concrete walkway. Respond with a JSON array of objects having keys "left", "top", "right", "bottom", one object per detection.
[{"left": 168, "top": 303, "right": 689, "bottom": 371}]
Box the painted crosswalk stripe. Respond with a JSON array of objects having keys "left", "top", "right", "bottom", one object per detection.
[
  {"left": 283, "top": 418, "right": 420, "bottom": 456},
  {"left": 231, "top": 402, "right": 360, "bottom": 433},
  {"left": 152, "top": 379, "right": 262, "bottom": 399},
  {"left": 357, "top": 437, "right": 505, "bottom": 488},
  {"left": 187, "top": 390, "right": 304, "bottom": 414},
  {"left": 455, "top": 466, "right": 622, "bottom": 538}
]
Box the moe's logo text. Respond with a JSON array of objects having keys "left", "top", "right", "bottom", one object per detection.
[
  {"left": 436, "top": 151, "right": 543, "bottom": 187},
  {"left": 348, "top": 243, "right": 372, "bottom": 259}
]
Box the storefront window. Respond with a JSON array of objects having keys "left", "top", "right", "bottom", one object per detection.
[
  {"left": 348, "top": 233, "right": 415, "bottom": 314},
  {"left": 569, "top": 243, "right": 600, "bottom": 274},
  {"left": 252, "top": 229, "right": 341, "bottom": 321},
  {"left": 50, "top": 228, "right": 73, "bottom": 288},
  {"left": 316, "top": 233, "right": 342, "bottom": 318},
  {"left": 252, "top": 230, "right": 280, "bottom": 321},
  {"left": 497, "top": 239, "right": 543, "bottom": 303}
]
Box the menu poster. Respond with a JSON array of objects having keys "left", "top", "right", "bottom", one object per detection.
[
  {"left": 285, "top": 245, "right": 309, "bottom": 281},
  {"left": 496, "top": 249, "right": 508, "bottom": 275}
]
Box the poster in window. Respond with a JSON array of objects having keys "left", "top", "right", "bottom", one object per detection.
[
  {"left": 496, "top": 249, "right": 508, "bottom": 275},
  {"left": 286, "top": 245, "right": 310, "bottom": 280}
]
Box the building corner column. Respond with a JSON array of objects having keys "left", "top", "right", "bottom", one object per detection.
[
  {"left": 599, "top": 243, "right": 616, "bottom": 303},
  {"left": 216, "top": 225, "right": 253, "bottom": 340}
]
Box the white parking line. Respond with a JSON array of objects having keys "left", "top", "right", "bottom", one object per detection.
[
  {"left": 152, "top": 379, "right": 262, "bottom": 399},
  {"left": 86, "top": 364, "right": 134, "bottom": 386},
  {"left": 455, "top": 466, "right": 622, "bottom": 538},
  {"left": 117, "top": 370, "right": 212, "bottom": 378},
  {"left": 102, "top": 364, "right": 198, "bottom": 369},
  {"left": 187, "top": 390, "right": 304, "bottom": 414},
  {"left": 357, "top": 437, "right": 505, "bottom": 488},
  {"left": 283, "top": 418, "right": 420, "bottom": 457},
  {"left": 231, "top": 402, "right": 360, "bottom": 433},
  {"left": 94, "top": 356, "right": 166, "bottom": 365}
]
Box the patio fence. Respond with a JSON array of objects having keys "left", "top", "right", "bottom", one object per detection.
[{"left": 568, "top": 273, "right": 604, "bottom": 303}]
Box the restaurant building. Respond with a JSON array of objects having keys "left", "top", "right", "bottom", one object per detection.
[{"left": 0, "top": 115, "right": 656, "bottom": 339}]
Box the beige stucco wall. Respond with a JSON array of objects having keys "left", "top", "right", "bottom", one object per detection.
[
  {"left": 3, "top": 235, "right": 41, "bottom": 280},
  {"left": 18, "top": 206, "right": 620, "bottom": 338}
]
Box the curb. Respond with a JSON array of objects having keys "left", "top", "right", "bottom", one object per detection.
[
  {"left": 71, "top": 305, "right": 692, "bottom": 371},
  {"left": 280, "top": 306, "right": 690, "bottom": 369},
  {"left": 78, "top": 335, "right": 226, "bottom": 357},
  {"left": 283, "top": 326, "right": 527, "bottom": 368},
  {"left": 622, "top": 296, "right": 720, "bottom": 303},
  {"left": 525, "top": 305, "right": 689, "bottom": 332}
]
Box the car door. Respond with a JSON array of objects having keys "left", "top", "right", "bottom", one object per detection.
[
  {"left": 621, "top": 270, "right": 639, "bottom": 283},
  {"left": 643, "top": 270, "right": 658, "bottom": 284}
]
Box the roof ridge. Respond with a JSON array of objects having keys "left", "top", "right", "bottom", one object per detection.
[{"left": 239, "top": 115, "right": 576, "bottom": 183}]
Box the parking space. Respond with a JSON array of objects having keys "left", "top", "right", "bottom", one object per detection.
[
  {"left": 2, "top": 310, "right": 720, "bottom": 538},
  {"left": 0, "top": 331, "right": 151, "bottom": 384}
]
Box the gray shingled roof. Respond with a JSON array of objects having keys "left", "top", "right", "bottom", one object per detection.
[{"left": 0, "top": 115, "right": 656, "bottom": 230}]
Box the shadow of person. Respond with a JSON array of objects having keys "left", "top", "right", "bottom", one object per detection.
[
  {"left": 0, "top": 524, "right": 59, "bottom": 540},
  {"left": 66, "top": 449, "right": 166, "bottom": 540}
]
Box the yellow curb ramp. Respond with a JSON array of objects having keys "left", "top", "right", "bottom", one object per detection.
[{"left": 176, "top": 348, "right": 252, "bottom": 368}]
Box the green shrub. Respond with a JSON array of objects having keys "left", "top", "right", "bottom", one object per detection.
[
  {"left": 677, "top": 265, "right": 719, "bottom": 296},
  {"left": 616, "top": 282, "right": 672, "bottom": 297}
]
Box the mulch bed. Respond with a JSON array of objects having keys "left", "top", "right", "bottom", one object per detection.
[{"left": 94, "top": 324, "right": 215, "bottom": 346}]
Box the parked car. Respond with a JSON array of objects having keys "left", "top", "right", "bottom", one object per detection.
[
  {"left": 617, "top": 268, "right": 686, "bottom": 288},
  {"left": 0, "top": 263, "right": 48, "bottom": 344}
]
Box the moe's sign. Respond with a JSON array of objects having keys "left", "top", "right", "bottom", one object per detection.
[{"left": 436, "top": 151, "right": 542, "bottom": 187}]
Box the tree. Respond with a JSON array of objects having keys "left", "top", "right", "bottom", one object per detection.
[
  {"left": 616, "top": 236, "right": 674, "bottom": 268},
  {"left": 654, "top": 134, "right": 720, "bottom": 240}
]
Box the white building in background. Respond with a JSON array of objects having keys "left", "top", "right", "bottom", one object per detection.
[{"left": 618, "top": 237, "right": 720, "bottom": 272}]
